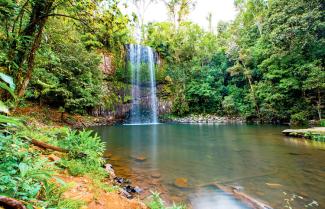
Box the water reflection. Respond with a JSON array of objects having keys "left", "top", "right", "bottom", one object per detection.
[
  {"left": 92, "top": 124, "right": 325, "bottom": 208},
  {"left": 190, "top": 187, "right": 250, "bottom": 209}
]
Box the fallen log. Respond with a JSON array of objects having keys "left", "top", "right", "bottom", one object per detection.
[
  {"left": 24, "top": 137, "right": 88, "bottom": 159},
  {"left": 31, "top": 139, "right": 68, "bottom": 153},
  {"left": 0, "top": 196, "right": 27, "bottom": 209},
  {"left": 21, "top": 136, "right": 68, "bottom": 153}
]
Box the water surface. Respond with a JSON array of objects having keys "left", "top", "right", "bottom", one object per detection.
[{"left": 92, "top": 124, "right": 325, "bottom": 208}]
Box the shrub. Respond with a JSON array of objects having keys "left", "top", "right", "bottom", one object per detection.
[
  {"left": 147, "top": 192, "right": 186, "bottom": 209},
  {"left": 290, "top": 112, "right": 308, "bottom": 126},
  {"left": 57, "top": 130, "right": 106, "bottom": 176},
  {"left": 0, "top": 133, "right": 52, "bottom": 201},
  {"left": 320, "top": 119, "right": 325, "bottom": 127}
]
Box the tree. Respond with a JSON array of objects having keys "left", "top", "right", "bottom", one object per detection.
[
  {"left": 161, "top": 0, "right": 196, "bottom": 28},
  {"left": 132, "top": 0, "right": 156, "bottom": 28},
  {"left": 206, "top": 12, "right": 213, "bottom": 33},
  {"left": 227, "top": 49, "right": 261, "bottom": 119},
  {"left": 1, "top": 0, "right": 121, "bottom": 97}
]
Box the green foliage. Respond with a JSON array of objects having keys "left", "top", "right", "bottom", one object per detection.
[
  {"left": 0, "top": 117, "right": 55, "bottom": 208},
  {"left": 222, "top": 95, "right": 238, "bottom": 116},
  {"left": 0, "top": 0, "right": 130, "bottom": 114},
  {"left": 320, "top": 120, "right": 325, "bottom": 127},
  {"left": 57, "top": 130, "right": 106, "bottom": 177},
  {"left": 37, "top": 179, "right": 85, "bottom": 209},
  {"left": 290, "top": 112, "right": 309, "bottom": 126},
  {"left": 310, "top": 134, "right": 325, "bottom": 142},
  {"left": 25, "top": 18, "right": 103, "bottom": 113},
  {"left": 0, "top": 72, "right": 16, "bottom": 113},
  {"left": 147, "top": 192, "right": 186, "bottom": 209},
  {"left": 0, "top": 134, "right": 52, "bottom": 201},
  {"left": 145, "top": 0, "right": 324, "bottom": 122},
  {"left": 0, "top": 114, "right": 107, "bottom": 208}
]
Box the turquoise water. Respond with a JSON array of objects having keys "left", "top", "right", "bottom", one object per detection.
[{"left": 92, "top": 124, "right": 325, "bottom": 208}]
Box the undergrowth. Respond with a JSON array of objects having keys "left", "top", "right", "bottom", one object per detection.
[
  {"left": 0, "top": 114, "right": 108, "bottom": 209},
  {"left": 147, "top": 192, "right": 186, "bottom": 209}
]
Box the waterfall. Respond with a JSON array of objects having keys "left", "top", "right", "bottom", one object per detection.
[{"left": 127, "top": 44, "right": 159, "bottom": 124}]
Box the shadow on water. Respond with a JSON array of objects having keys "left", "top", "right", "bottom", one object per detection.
[{"left": 92, "top": 123, "right": 325, "bottom": 208}]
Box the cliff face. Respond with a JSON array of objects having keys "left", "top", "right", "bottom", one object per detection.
[
  {"left": 99, "top": 52, "right": 115, "bottom": 75},
  {"left": 92, "top": 48, "right": 172, "bottom": 121},
  {"left": 90, "top": 99, "right": 172, "bottom": 120}
]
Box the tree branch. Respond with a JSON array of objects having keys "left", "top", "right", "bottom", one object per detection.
[{"left": 42, "top": 13, "right": 84, "bottom": 22}]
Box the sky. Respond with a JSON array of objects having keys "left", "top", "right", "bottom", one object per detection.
[{"left": 121, "top": 0, "right": 238, "bottom": 30}]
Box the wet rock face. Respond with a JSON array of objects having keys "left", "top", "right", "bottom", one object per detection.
[{"left": 90, "top": 99, "right": 172, "bottom": 120}]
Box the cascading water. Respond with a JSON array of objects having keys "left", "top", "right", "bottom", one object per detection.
[{"left": 127, "top": 44, "right": 158, "bottom": 124}]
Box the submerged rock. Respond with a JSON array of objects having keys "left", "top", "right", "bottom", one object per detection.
[
  {"left": 151, "top": 172, "right": 161, "bottom": 179},
  {"left": 265, "top": 183, "right": 283, "bottom": 188},
  {"left": 131, "top": 155, "right": 147, "bottom": 162},
  {"left": 174, "top": 178, "right": 189, "bottom": 189}
]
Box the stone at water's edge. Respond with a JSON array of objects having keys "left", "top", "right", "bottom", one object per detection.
[
  {"left": 174, "top": 178, "right": 189, "bottom": 189},
  {"left": 282, "top": 127, "right": 325, "bottom": 138},
  {"left": 105, "top": 164, "right": 116, "bottom": 179}
]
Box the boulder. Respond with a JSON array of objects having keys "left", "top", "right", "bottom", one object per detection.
[{"left": 131, "top": 155, "right": 147, "bottom": 162}]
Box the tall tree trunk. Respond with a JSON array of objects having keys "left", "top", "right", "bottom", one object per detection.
[
  {"left": 14, "top": 0, "right": 54, "bottom": 97},
  {"left": 317, "top": 88, "right": 322, "bottom": 120},
  {"left": 247, "top": 75, "right": 261, "bottom": 120},
  {"left": 242, "top": 63, "right": 261, "bottom": 120},
  {"left": 17, "top": 20, "right": 47, "bottom": 97}
]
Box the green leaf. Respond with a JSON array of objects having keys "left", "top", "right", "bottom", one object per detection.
[
  {"left": 53, "top": 177, "right": 66, "bottom": 186},
  {"left": 0, "top": 82, "right": 16, "bottom": 99},
  {"left": 0, "top": 101, "right": 9, "bottom": 114},
  {"left": 0, "top": 115, "right": 24, "bottom": 127},
  {"left": 19, "top": 163, "right": 29, "bottom": 177},
  {"left": 0, "top": 72, "right": 15, "bottom": 90}
]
